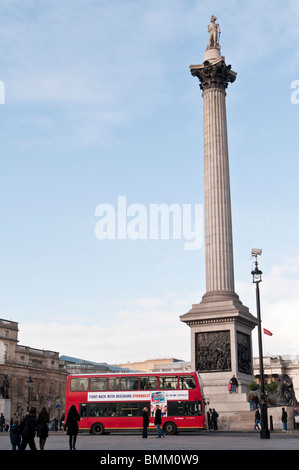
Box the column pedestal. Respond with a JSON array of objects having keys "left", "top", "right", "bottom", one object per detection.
[{"left": 181, "top": 292, "right": 257, "bottom": 393}]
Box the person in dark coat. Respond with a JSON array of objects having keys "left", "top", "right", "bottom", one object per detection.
[
  {"left": 10, "top": 419, "right": 21, "bottom": 450},
  {"left": 211, "top": 408, "right": 219, "bottom": 430},
  {"left": 0, "top": 413, "right": 5, "bottom": 431},
  {"left": 154, "top": 405, "right": 165, "bottom": 438},
  {"left": 230, "top": 375, "right": 239, "bottom": 393},
  {"left": 293, "top": 407, "right": 299, "bottom": 429},
  {"left": 254, "top": 407, "right": 261, "bottom": 430},
  {"left": 19, "top": 407, "right": 37, "bottom": 451},
  {"left": 64, "top": 405, "right": 80, "bottom": 450},
  {"left": 207, "top": 408, "right": 213, "bottom": 430},
  {"left": 37, "top": 407, "right": 49, "bottom": 450},
  {"left": 282, "top": 407, "right": 288, "bottom": 431},
  {"left": 142, "top": 407, "right": 150, "bottom": 438}
]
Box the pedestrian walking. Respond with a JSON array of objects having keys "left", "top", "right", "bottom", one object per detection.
[
  {"left": 9, "top": 419, "right": 21, "bottom": 450},
  {"left": 230, "top": 375, "right": 238, "bottom": 393},
  {"left": 0, "top": 413, "right": 5, "bottom": 431},
  {"left": 142, "top": 407, "right": 150, "bottom": 438},
  {"left": 207, "top": 408, "right": 213, "bottom": 430},
  {"left": 154, "top": 405, "right": 165, "bottom": 438},
  {"left": 282, "top": 407, "right": 288, "bottom": 431},
  {"left": 64, "top": 405, "right": 80, "bottom": 450},
  {"left": 59, "top": 413, "right": 65, "bottom": 431},
  {"left": 293, "top": 407, "right": 299, "bottom": 429},
  {"left": 19, "top": 407, "right": 37, "bottom": 451},
  {"left": 254, "top": 407, "right": 261, "bottom": 430},
  {"left": 211, "top": 408, "right": 219, "bottom": 430},
  {"left": 37, "top": 406, "right": 49, "bottom": 450}
]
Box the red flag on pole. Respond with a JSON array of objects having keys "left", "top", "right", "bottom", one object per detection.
[{"left": 263, "top": 328, "right": 273, "bottom": 336}]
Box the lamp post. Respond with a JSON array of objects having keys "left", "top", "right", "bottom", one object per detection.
[
  {"left": 27, "top": 377, "right": 33, "bottom": 412},
  {"left": 251, "top": 249, "right": 270, "bottom": 439}
]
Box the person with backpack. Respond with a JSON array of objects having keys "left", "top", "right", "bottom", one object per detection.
[
  {"left": 19, "top": 407, "right": 37, "bottom": 451},
  {"left": 10, "top": 419, "right": 21, "bottom": 450}
]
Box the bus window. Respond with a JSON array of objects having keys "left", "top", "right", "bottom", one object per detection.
[
  {"left": 90, "top": 377, "right": 107, "bottom": 391},
  {"left": 120, "top": 401, "right": 149, "bottom": 416},
  {"left": 185, "top": 402, "right": 202, "bottom": 416},
  {"left": 179, "top": 375, "right": 196, "bottom": 390},
  {"left": 119, "top": 402, "right": 139, "bottom": 417},
  {"left": 159, "top": 376, "right": 178, "bottom": 390},
  {"left": 80, "top": 403, "right": 87, "bottom": 417},
  {"left": 140, "top": 376, "right": 158, "bottom": 390},
  {"left": 120, "top": 377, "right": 139, "bottom": 390},
  {"left": 89, "top": 403, "right": 108, "bottom": 417},
  {"left": 70, "top": 378, "right": 88, "bottom": 391},
  {"left": 109, "top": 377, "right": 119, "bottom": 391},
  {"left": 109, "top": 404, "right": 119, "bottom": 417},
  {"left": 168, "top": 401, "right": 201, "bottom": 416}
]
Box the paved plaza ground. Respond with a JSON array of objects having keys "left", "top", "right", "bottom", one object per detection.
[{"left": 1, "top": 430, "right": 299, "bottom": 453}]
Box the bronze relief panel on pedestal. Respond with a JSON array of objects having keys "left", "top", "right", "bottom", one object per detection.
[{"left": 195, "top": 331, "right": 231, "bottom": 372}]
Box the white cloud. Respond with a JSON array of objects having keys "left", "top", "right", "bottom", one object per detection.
[
  {"left": 18, "top": 291, "right": 197, "bottom": 364},
  {"left": 237, "top": 255, "right": 299, "bottom": 357}
]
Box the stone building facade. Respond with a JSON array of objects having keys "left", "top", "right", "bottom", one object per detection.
[
  {"left": 0, "top": 319, "right": 67, "bottom": 420},
  {"left": 0, "top": 318, "right": 135, "bottom": 422}
]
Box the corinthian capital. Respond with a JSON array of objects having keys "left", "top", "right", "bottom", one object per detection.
[{"left": 190, "top": 59, "right": 236, "bottom": 91}]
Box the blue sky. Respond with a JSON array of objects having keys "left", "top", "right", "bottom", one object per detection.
[{"left": 0, "top": 0, "right": 299, "bottom": 364}]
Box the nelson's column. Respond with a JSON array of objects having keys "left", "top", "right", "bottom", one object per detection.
[{"left": 180, "top": 16, "right": 257, "bottom": 420}]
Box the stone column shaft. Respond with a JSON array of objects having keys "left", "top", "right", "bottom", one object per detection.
[{"left": 203, "top": 87, "right": 234, "bottom": 293}]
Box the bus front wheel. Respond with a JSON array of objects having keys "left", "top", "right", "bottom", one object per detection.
[
  {"left": 163, "top": 421, "right": 177, "bottom": 435},
  {"left": 91, "top": 422, "right": 105, "bottom": 435}
]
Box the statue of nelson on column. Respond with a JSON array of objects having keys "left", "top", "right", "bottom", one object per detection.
[{"left": 207, "top": 15, "right": 221, "bottom": 50}]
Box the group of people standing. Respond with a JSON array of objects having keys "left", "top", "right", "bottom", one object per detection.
[
  {"left": 9, "top": 404, "right": 80, "bottom": 451},
  {"left": 10, "top": 406, "right": 49, "bottom": 451},
  {"left": 207, "top": 408, "right": 219, "bottom": 430},
  {"left": 228, "top": 375, "right": 239, "bottom": 394},
  {"left": 142, "top": 405, "right": 165, "bottom": 438},
  {"left": 247, "top": 391, "right": 259, "bottom": 411}
]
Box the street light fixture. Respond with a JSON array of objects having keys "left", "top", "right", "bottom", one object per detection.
[
  {"left": 251, "top": 249, "right": 270, "bottom": 439},
  {"left": 27, "top": 377, "right": 33, "bottom": 412}
]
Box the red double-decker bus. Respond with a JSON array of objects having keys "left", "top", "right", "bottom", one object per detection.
[{"left": 65, "top": 371, "right": 206, "bottom": 435}]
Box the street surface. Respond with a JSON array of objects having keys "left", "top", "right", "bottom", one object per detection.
[{"left": 0, "top": 430, "right": 298, "bottom": 451}]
